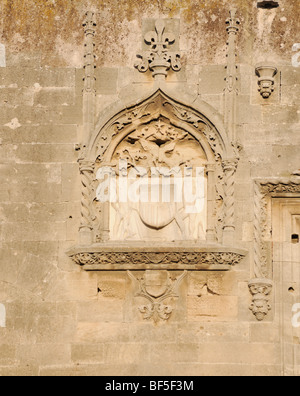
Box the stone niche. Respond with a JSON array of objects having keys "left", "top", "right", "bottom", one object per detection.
[{"left": 68, "top": 89, "right": 246, "bottom": 271}]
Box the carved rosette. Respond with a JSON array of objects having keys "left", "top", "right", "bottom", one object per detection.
[
  {"left": 248, "top": 279, "right": 273, "bottom": 321},
  {"left": 135, "top": 19, "right": 181, "bottom": 80}
]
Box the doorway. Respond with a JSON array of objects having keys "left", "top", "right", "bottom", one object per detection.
[{"left": 272, "top": 199, "right": 300, "bottom": 376}]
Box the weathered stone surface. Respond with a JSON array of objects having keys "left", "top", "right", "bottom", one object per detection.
[
  {"left": 187, "top": 295, "right": 239, "bottom": 321},
  {"left": 0, "top": 0, "right": 299, "bottom": 377}
]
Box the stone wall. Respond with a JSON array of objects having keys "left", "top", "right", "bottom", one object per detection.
[{"left": 0, "top": 0, "right": 299, "bottom": 376}]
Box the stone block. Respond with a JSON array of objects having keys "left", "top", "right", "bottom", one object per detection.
[
  {"left": 39, "top": 363, "right": 140, "bottom": 377},
  {"left": 281, "top": 85, "right": 300, "bottom": 106},
  {"left": 76, "top": 300, "right": 124, "bottom": 322},
  {"left": 0, "top": 67, "right": 39, "bottom": 87},
  {"left": 0, "top": 87, "right": 34, "bottom": 106},
  {"left": 0, "top": 345, "right": 16, "bottom": 365},
  {"left": 0, "top": 124, "right": 78, "bottom": 145},
  {"left": 16, "top": 344, "right": 71, "bottom": 366},
  {"left": 197, "top": 343, "right": 280, "bottom": 365},
  {"left": 58, "top": 273, "right": 98, "bottom": 302},
  {"left": 1, "top": 221, "right": 67, "bottom": 242},
  {"left": 129, "top": 323, "right": 178, "bottom": 343},
  {"left": 0, "top": 248, "right": 19, "bottom": 284},
  {"left": 6, "top": 53, "right": 41, "bottom": 68},
  {"left": 97, "top": 273, "right": 127, "bottom": 299},
  {"left": 74, "top": 322, "right": 130, "bottom": 344},
  {"left": 172, "top": 363, "right": 281, "bottom": 376},
  {"left": 61, "top": 163, "right": 81, "bottom": 201},
  {"left": 262, "top": 105, "right": 299, "bottom": 125},
  {"left": 237, "top": 96, "right": 262, "bottom": 124},
  {"left": 96, "top": 68, "right": 118, "bottom": 95},
  {"left": 71, "top": 344, "right": 104, "bottom": 364},
  {"left": 36, "top": 315, "right": 77, "bottom": 344},
  {"left": 176, "top": 343, "right": 199, "bottom": 363},
  {"left": 0, "top": 365, "right": 39, "bottom": 377},
  {"left": 250, "top": 323, "right": 281, "bottom": 343},
  {"left": 34, "top": 87, "right": 75, "bottom": 107},
  {"left": 103, "top": 343, "right": 149, "bottom": 365},
  {"left": 187, "top": 295, "right": 238, "bottom": 322},
  {"left": 178, "top": 322, "right": 250, "bottom": 344},
  {"left": 198, "top": 66, "right": 226, "bottom": 95},
  {"left": 187, "top": 272, "right": 239, "bottom": 297},
  {"left": 38, "top": 68, "right": 75, "bottom": 87},
  {"left": 13, "top": 143, "right": 77, "bottom": 164},
  {"left": 280, "top": 67, "right": 300, "bottom": 86},
  {"left": 200, "top": 94, "right": 222, "bottom": 113}
]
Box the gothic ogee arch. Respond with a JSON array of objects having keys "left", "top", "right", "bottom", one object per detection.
[{"left": 86, "top": 88, "right": 234, "bottom": 163}]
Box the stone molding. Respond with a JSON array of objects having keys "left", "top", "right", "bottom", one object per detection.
[
  {"left": 68, "top": 245, "right": 246, "bottom": 271},
  {"left": 249, "top": 178, "right": 300, "bottom": 321}
]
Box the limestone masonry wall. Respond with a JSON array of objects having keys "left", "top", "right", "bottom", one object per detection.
[{"left": 0, "top": 0, "right": 299, "bottom": 376}]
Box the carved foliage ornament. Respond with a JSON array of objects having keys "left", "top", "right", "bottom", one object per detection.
[
  {"left": 249, "top": 279, "right": 273, "bottom": 321},
  {"left": 95, "top": 92, "right": 225, "bottom": 164},
  {"left": 128, "top": 270, "right": 187, "bottom": 323},
  {"left": 135, "top": 20, "right": 181, "bottom": 80},
  {"left": 70, "top": 250, "right": 245, "bottom": 270}
]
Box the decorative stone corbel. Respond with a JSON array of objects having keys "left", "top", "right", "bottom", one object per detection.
[
  {"left": 248, "top": 278, "right": 273, "bottom": 321},
  {"left": 128, "top": 270, "right": 187, "bottom": 324},
  {"left": 135, "top": 19, "right": 181, "bottom": 81},
  {"left": 255, "top": 64, "right": 278, "bottom": 99}
]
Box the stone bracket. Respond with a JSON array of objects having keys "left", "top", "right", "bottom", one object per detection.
[
  {"left": 248, "top": 278, "right": 273, "bottom": 321},
  {"left": 128, "top": 270, "right": 187, "bottom": 324},
  {"left": 255, "top": 64, "right": 278, "bottom": 99}
]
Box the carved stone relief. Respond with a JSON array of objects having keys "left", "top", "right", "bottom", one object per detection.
[
  {"left": 107, "top": 120, "right": 207, "bottom": 242},
  {"left": 69, "top": 247, "right": 246, "bottom": 271},
  {"left": 65, "top": 13, "right": 249, "bottom": 327},
  {"left": 128, "top": 270, "right": 187, "bottom": 323},
  {"left": 68, "top": 87, "right": 245, "bottom": 273},
  {"left": 135, "top": 19, "right": 181, "bottom": 80},
  {"left": 88, "top": 90, "right": 238, "bottom": 246},
  {"left": 249, "top": 279, "right": 273, "bottom": 321},
  {"left": 255, "top": 64, "right": 278, "bottom": 99}
]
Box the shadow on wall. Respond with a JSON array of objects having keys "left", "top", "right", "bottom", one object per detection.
[{"left": 257, "top": 1, "right": 279, "bottom": 9}]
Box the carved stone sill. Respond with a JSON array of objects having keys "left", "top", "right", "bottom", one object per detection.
[{"left": 67, "top": 243, "right": 247, "bottom": 271}]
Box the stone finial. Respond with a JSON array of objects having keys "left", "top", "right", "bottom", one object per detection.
[
  {"left": 249, "top": 279, "right": 273, "bottom": 321},
  {"left": 135, "top": 19, "right": 181, "bottom": 81},
  {"left": 226, "top": 9, "right": 240, "bottom": 35},
  {"left": 83, "top": 11, "right": 96, "bottom": 36},
  {"left": 255, "top": 64, "right": 278, "bottom": 99}
]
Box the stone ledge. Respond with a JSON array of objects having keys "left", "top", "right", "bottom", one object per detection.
[{"left": 67, "top": 243, "right": 247, "bottom": 271}]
